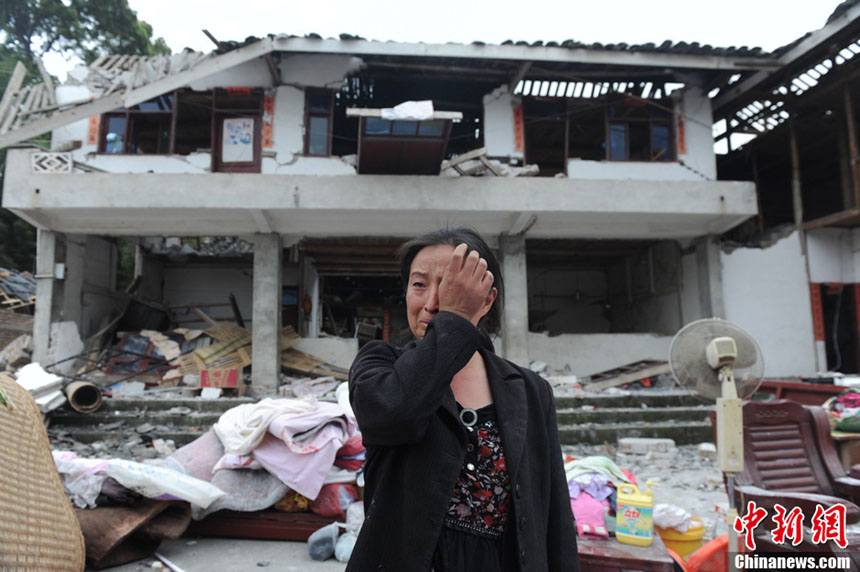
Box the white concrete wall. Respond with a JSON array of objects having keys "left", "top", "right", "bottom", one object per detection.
[
  {"left": 81, "top": 236, "right": 117, "bottom": 338},
  {"left": 567, "top": 160, "right": 703, "bottom": 181},
  {"left": 807, "top": 228, "right": 854, "bottom": 283},
  {"left": 680, "top": 249, "right": 702, "bottom": 324},
  {"left": 294, "top": 337, "right": 358, "bottom": 370},
  {"left": 677, "top": 86, "right": 717, "bottom": 180},
  {"left": 162, "top": 261, "right": 299, "bottom": 328},
  {"left": 189, "top": 59, "right": 271, "bottom": 90},
  {"left": 483, "top": 85, "right": 523, "bottom": 161},
  {"left": 528, "top": 331, "right": 672, "bottom": 376},
  {"left": 279, "top": 55, "right": 363, "bottom": 88},
  {"left": 721, "top": 231, "right": 817, "bottom": 377},
  {"left": 528, "top": 267, "right": 610, "bottom": 334},
  {"left": 163, "top": 266, "right": 254, "bottom": 326}
]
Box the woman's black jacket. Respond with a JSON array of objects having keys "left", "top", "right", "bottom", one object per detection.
[{"left": 347, "top": 311, "right": 579, "bottom": 571}]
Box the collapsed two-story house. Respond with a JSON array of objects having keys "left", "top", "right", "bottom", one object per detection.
[{"left": 1, "top": 5, "right": 855, "bottom": 389}]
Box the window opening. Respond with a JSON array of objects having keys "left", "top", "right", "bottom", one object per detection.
[
  {"left": 305, "top": 88, "right": 334, "bottom": 156},
  {"left": 99, "top": 94, "right": 174, "bottom": 154}
]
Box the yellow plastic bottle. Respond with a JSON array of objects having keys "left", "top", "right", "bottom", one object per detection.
[{"left": 615, "top": 481, "right": 658, "bottom": 546}]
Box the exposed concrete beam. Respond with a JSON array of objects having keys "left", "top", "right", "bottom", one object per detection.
[
  {"left": 0, "top": 38, "right": 276, "bottom": 149},
  {"left": 509, "top": 62, "right": 532, "bottom": 92},
  {"left": 251, "top": 209, "right": 273, "bottom": 233},
  {"left": 271, "top": 36, "right": 778, "bottom": 72},
  {"left": 509, "top": 212, "right": 537, "bottom": 235},
  {"left": 713, "top": 1, "right": 860, "bottom": 113}
]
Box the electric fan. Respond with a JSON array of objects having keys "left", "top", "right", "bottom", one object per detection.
[{"left": 669, "top": 319, "right": 764, "bottom": 569}]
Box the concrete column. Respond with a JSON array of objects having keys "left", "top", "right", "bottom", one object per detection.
[
  {"left": 252, "top": 233, "right": 283, "bottom": 391},
  {"left": 32, "top": 230, "right": 57, "bottom": 365},
  {"left": 695, "top": 236, "right": 725, "bottom": 319},
  {"left": 300, "top": 255, "right": 320, "bottom": 338},
  {"left": 499, "top": 234, "right": 529, "bottom": 365}
]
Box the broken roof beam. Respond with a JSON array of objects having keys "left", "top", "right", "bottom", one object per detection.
[
  {"left": 271, "top": 36, "right": 778, "bottom": 72},
  {"left": 713, "top": 1, "right": 860, "bottom": 113},
  {"left": 0, "top": 37, "right": 276, "bottom": 149},
  {"left": 35, "top": 58, "right": 56, "bottom": 106},
  {"left": 509, "top": 61, "right": 532, "bottom": 92},
  {"left": 0, "top": 62, "right": 27, "bottom": 133}
]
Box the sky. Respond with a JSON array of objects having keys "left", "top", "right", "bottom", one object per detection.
[{"left": 43, "top": 0, "right": 847, "bottom": 79}]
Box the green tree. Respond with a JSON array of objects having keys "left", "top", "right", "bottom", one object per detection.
[{"left": 0, "top": 0, "right": 170, "bottom": 271}]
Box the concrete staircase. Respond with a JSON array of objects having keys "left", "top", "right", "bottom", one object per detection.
[
  {"left": 48, "top": 390, "right": 714, "bottom": 450},
  {"left": 555, "top": 391, "right": 715, "bottom": 446},
  {"left": 48, "top": 396, "right": 254, "bottom": 447}
]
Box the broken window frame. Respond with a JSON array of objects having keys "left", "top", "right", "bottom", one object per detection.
[
  {"left": 304, "top": 88, "right": 335, "bottom": 157},
  {"left": 98, "top": 94, "right": 176, "bottom": 155},
  {"left": 605, "top": 98, "right": 675, "bottom": 162}
]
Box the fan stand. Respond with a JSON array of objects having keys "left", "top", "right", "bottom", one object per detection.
[{"left": 716, "top": 365, "right": 744, "bottom": 572}]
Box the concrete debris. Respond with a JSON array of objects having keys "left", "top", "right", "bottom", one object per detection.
[
  {"left": 697, "top": 442, "right": 717, "bottom": 459},
  {"left": 46, "top": 321, "right": 85, "bottom": 375},
  {"left": 15, "top": 362, "right": 66, "bottom": 412},
  {"left": 618, "top": 437, "right": 677, "bottom": 456},
  {"left": 0, "top": 333, "right": 32, "bottom": 369},
  {"left": 0, "top": 266, "right": 36, "bottom": 308}
]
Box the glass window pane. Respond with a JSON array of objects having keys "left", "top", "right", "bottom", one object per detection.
[
  {"left": 392, "top": 121, "right": 418, "bottom": 135},
  {"left": 129, "top": 114, "right": 171, "bottom": 154},
  {"left": 417, "top": 120, "right": 444, "bottom": 136},
  {"left": 308, "top": 91, "right": 331, "bottom": 112},
  {"left": 104, "top": 116, "right": 126, "bottom": 153},
  {"left": 629, "top": 123, "right": 650, "bottom": 161},
  {"left": 308, "top": 115, "right": 329, "bottom": 155},
  {"left": 365, "top": 118, "right": 391, "bottom": 135},
  {"left": 651, "top": 124, "right": 671, "bottom": 160},
  {"left": 609, "top": 123, "right": 627, "bottom": 160}
]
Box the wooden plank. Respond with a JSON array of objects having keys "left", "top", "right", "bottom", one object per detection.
[
  {"left": 441, "top": 146, "right": 488, "bottom": 169},
  {"left": 0, "top": 61, "right": 27, "bottom": 129},
  {"left": 35, "top": 58, "right": 56, "bottom": 106},
  {"left": 281, "top": 349, "right": 325, "bottom": 373},
  {"left": 186, "top": 510, "right": 337, "bottom": 541},
  {"left": 193, "top": 307, "right": 219, "bottom": 327},
  {"left": 479, "top": 154, "right": 503, "bottom": 176},
  {"left": 587, "top": 361, "right": 672, "bottom": 392},
  {"left": 205, "top": 320, "right": 250, "bottom": 342}
]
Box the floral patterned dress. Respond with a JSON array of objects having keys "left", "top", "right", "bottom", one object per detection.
[{"left": 432, "top": 403, "right": 511, "bottom": 571}]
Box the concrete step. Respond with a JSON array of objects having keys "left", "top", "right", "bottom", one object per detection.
[
  {"left": 555, "top": 405, "right": 712, "bottom": 426},
  {"left": 97, "top": 397, "right": 255, "bottom": 413},
  {"left": 51, "top": 427, "right": 208, "bottom": 447},
  {"left": 554, "top": 391, "right": 706, "bottom": 410},
  {"left": 49, "top": 409, "right": 222, "bottom": 429},
  {"left": 558, "top": 420, "right": 713, "bottom": 446}
]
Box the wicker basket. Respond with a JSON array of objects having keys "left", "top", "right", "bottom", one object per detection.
[{"left": 0, "top": 373, "right": 85, "bottom": 571}]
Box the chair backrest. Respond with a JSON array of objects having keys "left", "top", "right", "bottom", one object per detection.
[{"left": 739, "top": 399, "right": 840, "bottom": 496}]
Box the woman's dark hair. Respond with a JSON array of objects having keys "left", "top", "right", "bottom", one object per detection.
[{"left": 398, "top": 226, "right": 504, "bottom": 334}]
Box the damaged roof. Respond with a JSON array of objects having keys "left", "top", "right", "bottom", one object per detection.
[
  {"left": 0, "top": 2, "right": 855, "bottom": 150},
  {"left": 712, "top": 0, "right": 860, "bottom": 143}
]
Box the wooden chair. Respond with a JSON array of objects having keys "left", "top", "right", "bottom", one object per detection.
[{"left": 712, "top": 400, "right": 860, "bottom": 566}]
